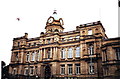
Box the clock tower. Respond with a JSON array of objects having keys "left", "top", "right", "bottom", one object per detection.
[{"left": 45, "top": 10, "right": 64, "bottom": 33}]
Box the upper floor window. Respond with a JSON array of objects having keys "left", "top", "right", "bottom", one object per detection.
[
  {"left": 60, "top": 65, "right": 65, "bottom": 75},
  {"left": 31, "top": 52, "right": 36, "bottom": 61},
  {"left": 76, "top": 36, "right": 80, "bottom": 40},
  {"left": 75, "top": 64, "right": 80, "bottom": 75},
  {"left": 26, "top": 53, "right": 30, "bottom": 62},
  {"left": 76, "top": 47, "right": 80, "bottom": 57},
  {"left": 47, "top": 49, "right": 51, "bottom": 59},
  {"left": 115, "top": 48, "right": 120, "bottom": 60},
  {"left": 28, "top": 43, "right": 31, "bottom": 47},
  {"left": 61, "top": 49, "right": 66, "bottom": 59},
  {"left": 15, "top": 53, "right": 18, "bottom": 61},
  {"left": 68, "top": 48, "right": 73, "bottom": 58},
  {"left": 68, "top": 64, "right": 72, "bottom": 75},
  {"left": 89, "top": 63, "right": 95, "bottom": 74},
  {"left": 47, "top": 39, "right": 51, "bottom": 44},
  {"left": 68, "top": 37, "right": 73, "bottom": 41},
  {"left": 88, "top": 44, "right": 94, "bottom": 55},
  {"left": 88, "top": 30, "right": 92, "bottom": 35}
]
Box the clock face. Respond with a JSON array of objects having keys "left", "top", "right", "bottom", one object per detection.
[
  {"left": 48, "top": 18, "right": 53, "bottom": 23},
  {"left": 60, "top": 19, "right": 63, "bottom": 25}
]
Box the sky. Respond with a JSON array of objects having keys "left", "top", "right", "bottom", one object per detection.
[{"left": 0, "top": 0, "right": 118, "bottom": 66}]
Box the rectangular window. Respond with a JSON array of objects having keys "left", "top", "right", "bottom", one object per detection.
[
  {"left": 30, "top": 67, "right": 34, "bottom": 75},
  {"left": 60, "top": 65, "right": 65, "bottom": 75},
  {"left": 89, "top": 63, "right": 95, "bottom": 74},
  {"left": 115, "top": 48, "right": 120, "bottom": 60},
  {"left": 68, "top": 64, "right": 72, "bottom": 75},
  {"left": 75, "top": 64, "right": 80, "bottom": 75},
  {"left": 24, "top": 68, "right": 28, "bottom": 75},
  {"left": 88, "top": 44, "right": 94, "bottom": 55}
]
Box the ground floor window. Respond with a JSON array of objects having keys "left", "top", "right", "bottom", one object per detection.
[
  {"left": 89, "top": 63, "right": 95, "bottom": 74},
  {"left": 68, "top": 64, "right": 72, "bottom": 75},
  {"left": 30, "top": 67, "right": 34, "bottom": 75},
  {"left": 75, "top": 64, "right": 80, "bottom": 75},
  {"left": 24, "top": 68, "right": 28, "bottom": 75},
  {"left": 60, "top": 65, "right": 65, "bottom": 75}
]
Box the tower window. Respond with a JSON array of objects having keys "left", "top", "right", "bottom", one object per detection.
[
  {"left": 60, "top": 65, "right": 65, "bottom": 75},
  {"left": 47, "top": 39, "right": 51, "bottom": 44},
  {"left": 76, "top": 47, "right": 80, "bottom": 57},
  {"left": 88, "top": 30, "right": 92, "bottom": 35},
  {"left": 68, "top": 48, "right": 73, "bottom": 58}
]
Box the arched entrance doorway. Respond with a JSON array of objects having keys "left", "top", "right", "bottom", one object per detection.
[{"left": 45, "top": 65, "right": 51, "bottom": 79}]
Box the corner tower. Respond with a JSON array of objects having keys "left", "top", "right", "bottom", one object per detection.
[{"left": 45, "top": 10, "right": 64, "bottom": 33}]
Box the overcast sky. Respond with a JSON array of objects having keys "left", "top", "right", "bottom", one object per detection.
[{"left": 0, "top": 0, "right": 118, "bottom": 65}]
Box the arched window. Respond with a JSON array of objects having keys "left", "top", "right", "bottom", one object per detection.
[
  {"left": 61, "top": 49, "right": 66, "bottom": 59},
  {"left": 76, "top": 47, "right": 80, "bottom": 57},
  {"left": 31, "top": 52, "right": 36, "bottom": 61},
  {"left": 68, "top": 48, "right": 73, "bottom": 58}
]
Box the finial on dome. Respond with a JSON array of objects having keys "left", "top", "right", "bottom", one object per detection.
[{"left": 53, "top": 10, "right": 57, "bottom": 14}]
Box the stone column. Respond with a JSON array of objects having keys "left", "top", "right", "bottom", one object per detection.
[
  {"left": 65, "top": 48, "right": 68, "bottom": 60},
  {"left": 20, "top": 51, "right": 24, "bottom": 63},
  {"left": 50, "top": 47, "right": 52, "bottom": 58},
  {"left": 73, "top": 63, "right": 75, "bottom": 75},
  {"left": 43, "top": 48, "right": 46, "bottom": 58},
  {"left": 65, "top": 64, "right": 67, "bottom": 75},
  {"left": 73, "top": 47, "right": 75, "bottom": 59},
  {"left": 40, "top": 49, "right": 42, "bottom": 61},
  {"left": 56, "top": 47, "right": 58, "bottom": 60}
]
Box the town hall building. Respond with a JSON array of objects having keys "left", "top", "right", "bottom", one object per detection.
[{"left": 8, "top": 11, "right": 120, "bottom": 79}]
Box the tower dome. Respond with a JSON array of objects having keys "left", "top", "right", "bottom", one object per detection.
[{"left": 45, "top": 10, "right": 64, "bottom": 33}]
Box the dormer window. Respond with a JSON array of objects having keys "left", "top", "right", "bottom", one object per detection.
[{"left": 88, "top": 30, "right": 92, "bottom": 35}]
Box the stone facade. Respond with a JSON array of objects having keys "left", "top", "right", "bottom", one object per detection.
[{"left": 9, "top": 11, "right": 120, "bottom": 79}]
